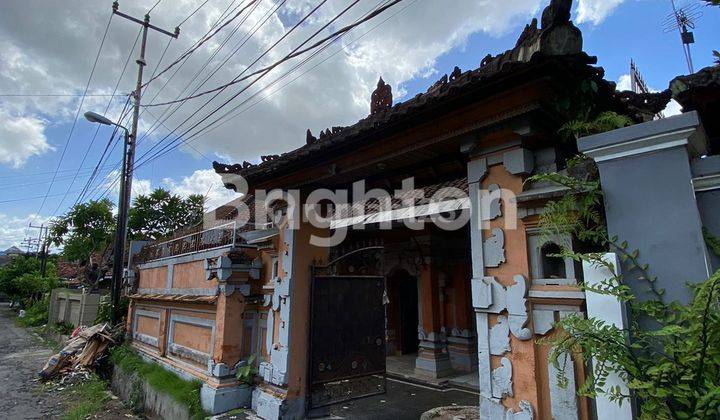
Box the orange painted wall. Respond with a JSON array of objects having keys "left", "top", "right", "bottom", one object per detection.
[
  {"left": 136, "top": 314, "right": 160, "bottom": 338},
  {"left": 482, "top": 161, "right": 541, "bottom": 413},
  {"left": 138, "top": 266, "right": 167, "bottom": 289},
  {"left": 285, "top": 220, "right": 329, "bottom": 400},
  {"left": 172, "top": 260, "right": 217, "bottom": 289},
  {"left": 173, "top": 321, "right": 213, "bottom": 354}
]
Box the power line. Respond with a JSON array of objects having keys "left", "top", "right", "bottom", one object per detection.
[
  {"left": 134, "top": 0, "right": 262, "bottom": 148},
  {"left": 203, "top": 0, "right": 409, "bottom": 137},
  {"left": 73, "top": 96, "right": 133, "bottom": 206},
  {"left": 144, "top": 0, "right": 373, "bottom": 108},
  {"left": 177, "top": 0, "right": 213, "bottom": 26},
  {"left": 136, "top": 0, "right": 403, "bottom": 168},
  {"left": 142, "top": 0, "right": 259, "bottom": 88},
  {"left": 35, "top": 12, "right": 114, "bottom": 214},
  {"left": 134, "top": 0, "right": 332, "bottom": 167},
  {"left": 129, "top": 0, "right": 247, "bottom": 152},
  {"left": 0, "top": 93, "right": 124, "bottom": 97},
  {"left": 53, "top": 28, "right": 143, "bottom": 216},
  {"left": 134, "top": 0, "right": 278, "bottom": 153}
]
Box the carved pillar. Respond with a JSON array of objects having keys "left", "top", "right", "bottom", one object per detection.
[
  {"left": 415, "top": 259, "right": 453, "bottom": 378},
  {"left": 467, "top": 156, "right": 535, "bottom": 419},
  {"left": 447, "top": 263, "right": 477, "bottom": 372},
  {"left": 213, "top": 291, "right": 245, "bottom": 369}
]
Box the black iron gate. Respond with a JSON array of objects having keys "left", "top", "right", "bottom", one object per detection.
[{"left": 308, "top": 245, "right": 386, "bottom": 408}]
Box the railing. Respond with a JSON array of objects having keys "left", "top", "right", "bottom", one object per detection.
[{"left": 134, "top": 222, "right": 237, "bottom": 264}]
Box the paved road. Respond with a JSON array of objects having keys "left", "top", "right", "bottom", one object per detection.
[
  {"left": 314, "top": 377, "right": 479, "bottom": 420},
  {"left": 0, "top": 303, "right": 63, "bottom": 419}
]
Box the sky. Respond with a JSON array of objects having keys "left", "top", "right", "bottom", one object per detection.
[{"left": 0, "top": 0, "right": 718, "bottom": 250}]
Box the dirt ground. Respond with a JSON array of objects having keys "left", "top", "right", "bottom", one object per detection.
[{"left": 0, "top": 303, "right": 135, "bottom": 420}]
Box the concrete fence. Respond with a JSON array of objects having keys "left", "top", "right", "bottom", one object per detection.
[{"left": 48, "top": 288, "right": 104, "bottom": 327}]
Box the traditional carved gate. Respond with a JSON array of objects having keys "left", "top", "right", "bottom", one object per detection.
[{"left": 308, "top": 245, "right": 387, "bottom": 408}]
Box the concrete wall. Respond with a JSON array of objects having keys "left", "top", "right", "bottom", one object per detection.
[
  {"left": 48, "top": 288, "right": 103, "bottom": 327},
  {"left": 580, "top": 112, "right": 712, "bottom": 303},
  {"left": 693, "top": 155, "right": 720, "bottom": 272}
]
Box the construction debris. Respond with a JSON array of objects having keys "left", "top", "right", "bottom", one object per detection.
[{"left": 39, "top": 323, "right": 118, "bottom": 380}]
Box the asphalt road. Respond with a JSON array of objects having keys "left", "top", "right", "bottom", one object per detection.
[{"left": 0, "top": 303, "right": 63, "bottom": 419}]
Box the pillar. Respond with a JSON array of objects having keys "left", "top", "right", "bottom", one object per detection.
[
  {"left": 447, "top": 264, "right": 477, "bottom": 372},
  {"left": 415, "top": 260, "right": 453, "bottom": 378},
  {"left": 579, "top": 111, "right": 711, "bottom": 304}
]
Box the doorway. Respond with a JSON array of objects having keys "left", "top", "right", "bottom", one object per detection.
[{"left": 389, "top": 270, "right": 419, "bottom": 355}]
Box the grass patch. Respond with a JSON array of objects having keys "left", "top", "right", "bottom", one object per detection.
[
  {"left": 62, "top": 374, "right": 110, "bottom": 420},
  {"left": 17, "top": 298, "right": 50, "bottom": 327},
  {"left": 110, "top": 345, "right": 205, "bottom": 419}
]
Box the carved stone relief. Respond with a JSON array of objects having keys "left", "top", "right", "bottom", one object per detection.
[
  {"left": 483, "top": 228, "right": 506, "bottom": 268},
  {"left": 489, "top": 315, "right": 511, "bottom": 355},
  {"left": 492, "top": 357, "right": 514, "bottom": 399}
]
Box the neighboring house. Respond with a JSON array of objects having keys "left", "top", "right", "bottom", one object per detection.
[{"left": 122, "top": 1, "right": 718, "bottom": 419}]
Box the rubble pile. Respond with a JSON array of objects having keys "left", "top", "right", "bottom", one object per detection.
[{"left": 39, "top": 323, "right": 119, "bottom": 380}]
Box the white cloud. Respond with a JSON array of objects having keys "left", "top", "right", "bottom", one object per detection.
[
  {"left": 0, "top": 108, "right": 53, "bottom": 168},
  {"left": 576, "top": 0, "right": 626, "bottom": 25},
  {"left": 0, "top": 0, "right": 543, "bottom": 168},
  {"left": 616, "top": 74, "right": 632, "bottom": 92},
  {"left": 163, "top": 169, "right": 241, "bottom": 211},
  {"left": 0, "top": 213, "right": 52, "bottom": 251},
  {"left": 101, "top": 170, "right": 153, "bottom": 206}
]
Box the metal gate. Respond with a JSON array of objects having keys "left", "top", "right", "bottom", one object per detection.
[{"left": 308, "top": 244, "right": 386, "bottom": 408}]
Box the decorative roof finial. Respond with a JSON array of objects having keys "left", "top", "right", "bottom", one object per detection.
[{"left": 371, "top": 77, "right": 392, "bottom": 115}]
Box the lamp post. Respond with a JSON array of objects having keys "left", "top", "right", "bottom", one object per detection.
[{"left": 84, "top": 111, "right": 131, "bottom": 325}]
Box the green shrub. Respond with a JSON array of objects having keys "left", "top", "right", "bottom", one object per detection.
[
  {"left": 110, "top": 345, "right": 205, "bottom": 419},
  {"left": 17, "top": 295, "right": 50, "bottom": 327}
]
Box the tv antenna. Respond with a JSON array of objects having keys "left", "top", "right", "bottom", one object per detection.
[{"left": 663, "top": 1, "right": 703, "bottom": 73}]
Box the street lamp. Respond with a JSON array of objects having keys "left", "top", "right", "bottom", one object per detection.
[{"left": 84, "top": 111, "right": 132, "bottom": 325}]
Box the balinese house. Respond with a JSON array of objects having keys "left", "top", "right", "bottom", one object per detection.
[{"left": 125, "top": 1, "right": 674, "bottom": 418}]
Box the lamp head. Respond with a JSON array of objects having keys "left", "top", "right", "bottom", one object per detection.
[{"left": 84, "top": 111, "right": 114, "bottom": 126}]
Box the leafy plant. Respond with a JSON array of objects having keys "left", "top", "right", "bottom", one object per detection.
[
  {"left": 560, "top": 111, "right": 633, "bottom": 143},
  {"left": 128, "top": 188, "right": 204, "bottom": 241},
  {"left": 49, "top": 199, "right": 116, "bottom": 263},
  {"left": 0, "top": 255, "right": 58, "bottom": 307},
  {"left": 236, "top": 354, "right": 257, "bottom": 386},
  {"left": 529, "top": 168, "right": 720, "bottom": 419},
  {"left": 714, "top": 50, "right": 720, "bottom": 66}
]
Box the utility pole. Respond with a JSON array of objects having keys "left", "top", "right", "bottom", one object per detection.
[
  {"left": 28, "top": 224, "right": 50, "bottom": 276},
  {"left": 109, "top": 2, "right": 178, "bottom": 324}
]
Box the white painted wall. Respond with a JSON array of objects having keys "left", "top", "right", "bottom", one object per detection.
[{"left": 583, "top": 253, "right": 634, "bottom": 420}]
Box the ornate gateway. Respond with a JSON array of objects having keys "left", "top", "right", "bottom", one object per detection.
[{"left": 308, "top": 244, "right": 387, "bottom": 408}]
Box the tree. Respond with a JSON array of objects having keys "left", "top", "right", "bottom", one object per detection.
[
  {"left": 127, "top": 188, "right": 204, "bottom": 241},
  {"left": 0, "top": 255, "right": 58, "bottom": 306},
  {"left": 49, "top": 199, "right": 115, "bottom": 263}
]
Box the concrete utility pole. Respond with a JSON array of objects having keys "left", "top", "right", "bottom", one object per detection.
[
  {"left": 109, "top": 1, "right": 178, "bottom": 324},
  {"left": 28, "top": 224, "right": 50, "bottom": 276}
]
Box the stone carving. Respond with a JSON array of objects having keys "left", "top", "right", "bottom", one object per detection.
[
  {"left": 487, "top": 184, "right": 502, "bottom": 220},
  {"left": 417, "top": 325, "right": 427, "bottom": 341},
  {"left": 261, "top": 155, "right": 280, "bottom": 162},
  {"left": 483, "top": 228, "right": 506, "bottom": 268},
  {"left": 489, "top": 315, "right": 511, "bottom": 355},
  {"left": 480, "top": 398, "right": 534, "bottom": 420},
  {"left": 541, "top": 0, "right": 571, "bottom": 29},
  {"left": 306, "top": 129, "right": 317, "bottom": 145},
  {"left": 242, "top": 161, "right": 253, "bottom": 169},
  {"left": 491, "top": 357, "right": 513, "bottom": 399},
  {"left": 507, "top": 275, "right": 532, "bottom": 341},
  {"left": 449, "top": 66, "right": 462, "bottom": 82},
  {"left": 371, "top": 77, "right": 392, "bottom": 115}
]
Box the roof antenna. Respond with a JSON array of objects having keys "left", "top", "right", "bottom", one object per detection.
[{"left": 663, "top": 0, "right": 703, "bottom": 74}]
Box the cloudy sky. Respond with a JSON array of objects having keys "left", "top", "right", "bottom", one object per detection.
[{"left": 1, "top": 0, "right": 718, "bottom": 250}]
